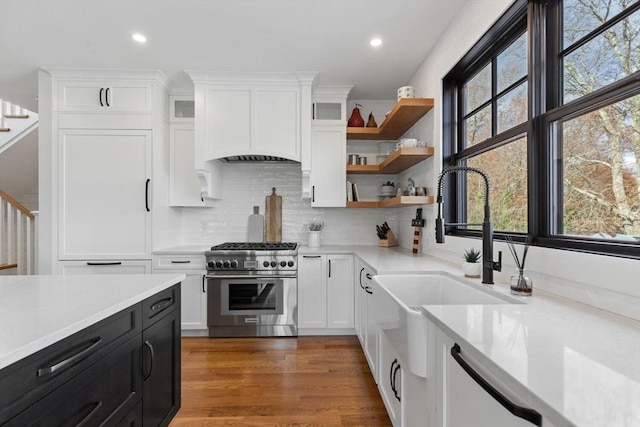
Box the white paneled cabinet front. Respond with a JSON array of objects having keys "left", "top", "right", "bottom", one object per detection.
[
  {"left": 57, "top": 80, "right": 153, "bottom": 112},
  {"left": 310, "top": 126, "right": 346, "bottom": 207},
  {"left": 436, "top": 330, "right": 548, "bottom": 427},
  {"left": 169, "top": 124, "right": 207, "bottom": 207},
  {"left": 59, "top": 260, "right": 151, "bottom": 274},
  {"left": 298, "top": 254, "right": 354, "bottom": 331},
  {"left": 204, "top": 86, "right": 299, "bottom": 160},
  {"left": 58, "top": 129, "right": 151, "bottom": 259}
]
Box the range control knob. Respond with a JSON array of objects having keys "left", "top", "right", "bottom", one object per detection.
[
  {"left": 208, "top": 261, "right": 215, "bottom": 269},
  {"left": 270, "top": 261, "right": 277, "bottom": 268},
  {"left": 230, "top": 260, "right": 239, "bottom": 268},
  {"left": 222, "top": 260, "right": 231, "bottom": 268},
  {"left": 215, "top": 260, "right": 223, "bottom": 268},
  {"left": 280, "top": 261, "right": 287, "bottom": 267},
  {"left": 263, "top": 260, "right": 270, "bottom": 267},
  {"left": 288, "top": 261, "right": 294, "bottom": 267}
]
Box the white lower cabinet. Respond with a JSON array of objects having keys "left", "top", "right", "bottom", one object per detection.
[
  {"left": 436, "top": 329, "right": 550, "bottom": 427},
  {"left": 298, "top": 254, "right": 354, "bottom": 332},
  {"left": 379, "top": 331, "right": 403, "bottom": 426},
  {"left": 354, "top": 258, "right": 377, "bottom": 381},
  {"left": 152, "top": 254, "right": 207, "bottom": 333},
  {"left": 59, "top": 260, "right": 151, "bottom": 274}
]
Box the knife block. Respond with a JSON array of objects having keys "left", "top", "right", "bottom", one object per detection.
[{"left": 379, "top": 230, "right": 398, "bottom": 247}]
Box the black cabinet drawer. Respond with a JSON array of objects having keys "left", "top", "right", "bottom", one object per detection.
[
  {"left": 142, "top": 284, "right": 180, "bottom": 329},
  {"left": 3, "top": 335, "right": 142, "bottom": 427},
  {"left": 0, "top": 305, "right": 142, "bottom": 423}
]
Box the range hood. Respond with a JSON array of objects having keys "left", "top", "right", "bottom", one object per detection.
[{"left": 220, "top": 155, "right": 299, "bottom": 163}]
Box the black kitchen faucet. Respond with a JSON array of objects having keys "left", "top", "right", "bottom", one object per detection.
[{"left": 435, "top": 166, "right": 502, "bottom": 284}]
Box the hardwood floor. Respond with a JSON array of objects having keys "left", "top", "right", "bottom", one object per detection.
[{"left": 170, "top": 336, "right": 391, "bottom": 426}]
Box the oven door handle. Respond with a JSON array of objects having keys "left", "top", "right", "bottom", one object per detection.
[{"left": 205, "top": 275, "right": 296, "bottom": 280}]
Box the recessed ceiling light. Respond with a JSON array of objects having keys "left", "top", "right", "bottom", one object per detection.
[
  {"left": 131, "top": 33, "right": 147, "bottom": 44},
  {"left": 370, "top": 38, "right": 382, "bottom": 47}
]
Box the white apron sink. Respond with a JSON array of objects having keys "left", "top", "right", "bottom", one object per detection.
[{"left": 372, "top": 273, "right": 519, "bottom": 378}]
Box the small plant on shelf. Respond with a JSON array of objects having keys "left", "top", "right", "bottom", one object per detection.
[{"left": 462, "top": 248, "right": 482, "bottom": 278}]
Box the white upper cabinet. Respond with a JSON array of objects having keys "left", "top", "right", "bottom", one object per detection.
[
  {"left": 310, "top": 126, "right": 346, "bottom": 207},
  {"left": 187, "top": 71, "right": 316, "bottom": 163},
  {"left": 170, "top": 123, "right": 209, "bottom": 207},
  {"left": 56, "top": 80, "right": 153, "bottom": 113}
]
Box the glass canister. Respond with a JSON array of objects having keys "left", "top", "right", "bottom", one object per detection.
[
  {"left": 378, "top": 141, "right": 395, "bottom": 156},
  {"left": 510, "top": 268, "right": 532, "bottom": 296}
]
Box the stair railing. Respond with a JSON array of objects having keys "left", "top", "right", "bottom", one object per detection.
[{"left": 0, "top": 189, "right": 36, "bottom": 274}]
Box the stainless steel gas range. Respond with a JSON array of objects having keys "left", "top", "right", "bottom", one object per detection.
[{"left": 205, "top": 242, "right": 298, "bottom": 337}]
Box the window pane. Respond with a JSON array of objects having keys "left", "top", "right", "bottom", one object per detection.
[
  {"left": 563, "top": 0, "right": 629, "bottom": 48},
  {"left": 497, "top": 82, "right": 528, "bottom": 134},
  {"left": 466, "top": 137, "right": 528, "bottom": 233},
  {"left": 497, "top": 32, "right": 527, "bottom": 93},
  {"left": 464, "top": 64, "right": 491, "bottom": 114},
  {"left": 563, "top": 8, "right": 640, "bottom": 102},
  {"left": 556, "top": 94, "right": 640, "bottom": 240},
  {"left": 465, "top": 105, "right": 492, "bottom": 146}
]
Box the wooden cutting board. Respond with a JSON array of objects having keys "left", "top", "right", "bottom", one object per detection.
[{"left": 265, "top": 187, "right": 282, "bottom": 242}]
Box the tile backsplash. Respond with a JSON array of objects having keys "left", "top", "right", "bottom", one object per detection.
[{"left": 178, "top": 162, "right": 398, "bottom": 246}]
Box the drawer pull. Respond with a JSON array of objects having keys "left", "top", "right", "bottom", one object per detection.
[
  {"left": 303, "top": 255, "right": 321, "bottom": 258},
  {"left": 365, "top": 286, "right": 373, "bottom": 295},
  {"left": 75, "top": 401, "right": 103, "bottom": 427},
  {"left": 451, "top": 343, "right": 542, "bottom": 426},
  {"left": 143, "top": 340, "right": 155, "bottom": 380},
  {"left": 86, "top": 262, "right": 122, "bottom": 266},
  {"left": 37, "top": 337, "right": 102, "bottom": 377},
  {"left": 170, "top": 260, "right": 191, "bottom": 264},
  {"left": 365, "top": 273, "right": 372, "bottom": 280},
  {"left": 150, "top": 297, "right": 173, "bottom": 312}
]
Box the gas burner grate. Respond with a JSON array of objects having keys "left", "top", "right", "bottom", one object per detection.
[{"left": 210, "top": 242, "right": 298, "bottom": 251}]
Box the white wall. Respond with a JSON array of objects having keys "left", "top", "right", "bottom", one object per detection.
[
  {"left": 176, "top": 162, "right": 398, "bottom": 247},
  {"left": 401, "top": 0, "right": 640, "bottom": 321}
]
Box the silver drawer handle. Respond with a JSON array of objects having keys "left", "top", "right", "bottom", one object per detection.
[
  {"left": 244, "top": 318, "right": 259, "bottom": 324},
  {"left": 37, "top": 337, "right": 102, "bottom": 377}
]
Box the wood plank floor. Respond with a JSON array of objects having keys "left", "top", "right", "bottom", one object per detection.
[{"left": 170, "top": 336, "right": 391, "bottom": 426}]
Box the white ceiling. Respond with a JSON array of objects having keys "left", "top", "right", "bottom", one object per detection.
[{"left": 0, "top": 0, "right": 476, "bottom": 112}]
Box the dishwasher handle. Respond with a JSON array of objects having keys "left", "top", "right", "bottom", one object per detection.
[{"left": 451, "top": 343, "right": 542, "bottom": 426}]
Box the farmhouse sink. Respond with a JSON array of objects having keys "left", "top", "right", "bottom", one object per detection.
[{"left": 372, "top": 273, "right": 520, "bottom": 378}]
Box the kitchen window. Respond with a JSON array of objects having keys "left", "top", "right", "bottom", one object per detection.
[{"left": 443, "top": 0, "right": 640, "bottom": 258}]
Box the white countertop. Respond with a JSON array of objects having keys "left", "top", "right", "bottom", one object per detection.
[
  {"left": 0, "top": 274, "right": 185, "bottom": 370},
  {"left": 159, "top": 243, "right": 640, "bottom": 426}
]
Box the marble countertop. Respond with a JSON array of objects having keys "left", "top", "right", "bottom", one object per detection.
[{"left": 0, "top": 274, "right": 185, "bottom": 370}]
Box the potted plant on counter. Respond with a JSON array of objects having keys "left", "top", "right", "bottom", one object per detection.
[{"left": 462, "top": 248, "right": 482, "bottom": 278}]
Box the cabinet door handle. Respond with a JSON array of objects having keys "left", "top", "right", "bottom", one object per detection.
[
  {"left": 145, "top": 178, "right": 151, "bottom": 212},
  {"left": 105, "top": 87, "right": 110, "bottom": 107},
  {"left": 365, "top": 273, "right": 372, "bottom": 280},
  {"left": 359, "top": 267, "right": 365, "bottom": 289},
  {"left": 312, "top": 185, "right": 315, "bottom": 203},
  {"left": 303, "top": 255, "right": 321, "bottom": 258},
  {"left": 202, "top": 274, "right": 206, "bottom": 293},
  {"left": 86, "top": 261, "right": 122, "bottom": 266},
  {"left": 99, "top": 88, "right": 104, "bottom": 107},
  {"left": 393, "top": 363, "right": 401, "bottom": 401},
  {"left": 451, "top": 343, "right": 542, "bottom": 426},
  {"left": 143, "top": 340, "right": 155, "bottom": 380},
  {"left": 74, "top": 400, "right": 103, "bottom": 427},
  {"left": 170, "top": 260, "right": 191, "bottom": 264},
  {"left": 150, "top": 297, "right": 173, "bottom": 312},
  {"left": 365, "top": 286, "right": 373, "bottom": 294},
  {"left": 390, "top": 359, "right": 397, "bottom": 392},
  {"left": 37, "top": 337, "right": 102, "bottom": 377},
  {"left": 328, "top": 259, "right": 331, "bottom": 277}
]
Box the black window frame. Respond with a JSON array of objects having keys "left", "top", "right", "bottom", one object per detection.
[{"left": 442, "top": 0, "right": 640, "bottom": 259}]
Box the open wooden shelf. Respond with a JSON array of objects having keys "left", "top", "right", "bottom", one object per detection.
[
  {"left": 347, "top": 147, "right": 434, "bottom": 175},
  {"left": 347, "top": 98, "right": 434, "bottom": 140},
  {"left": 347, "top": 196, "right": 433, "bottom": 208}
]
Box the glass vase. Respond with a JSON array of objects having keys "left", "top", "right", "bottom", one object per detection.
[{"left": 510, "top": 268, "right": 532, "bottom": 296}]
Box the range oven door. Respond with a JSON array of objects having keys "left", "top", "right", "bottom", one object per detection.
[{"left": 207, "top": 275, "right": 297, "bottom": 337}]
